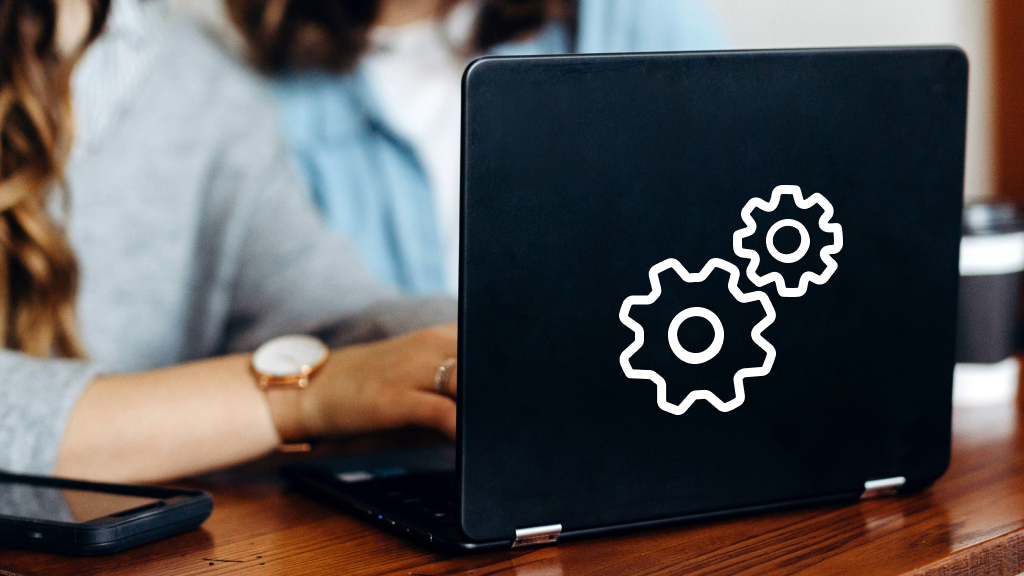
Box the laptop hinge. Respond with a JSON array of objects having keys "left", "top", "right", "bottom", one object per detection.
[
  {"left": 512, "top": 524, "right": 562, "bottom": 548},
  {"left": 860, "top": 476, "right": 906, "bottom": 499}
]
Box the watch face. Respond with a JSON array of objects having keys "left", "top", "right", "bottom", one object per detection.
[{"left": 252, "top": 335, "right": 329, "bottom": 377}]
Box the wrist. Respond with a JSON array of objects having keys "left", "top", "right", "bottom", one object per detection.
[{"left": 249, "top": 335, "right": 330, "bottom": 448}]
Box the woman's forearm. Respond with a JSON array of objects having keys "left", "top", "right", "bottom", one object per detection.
[
  {"left": 54, "top": 354, "right": 280, "bottom": 484},
  {"left": 52, "top": 324, "right": 459, "bottom": 484}
]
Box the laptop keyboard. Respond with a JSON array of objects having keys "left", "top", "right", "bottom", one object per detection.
[{"left": 356, "top": 472, "right": 458, "bottom": 526}]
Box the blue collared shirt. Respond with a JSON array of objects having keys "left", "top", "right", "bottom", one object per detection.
[{"left": 273, "top": 0, "right": 730, "bottom": 294}]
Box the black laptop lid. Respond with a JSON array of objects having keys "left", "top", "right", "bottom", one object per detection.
[{"left": 458, "top": 47, "right": 967, "bottom": 542}]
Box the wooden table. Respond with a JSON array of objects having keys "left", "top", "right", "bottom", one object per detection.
[{"left": 4, "top": 398, "right": 1024, "bottom": 576}]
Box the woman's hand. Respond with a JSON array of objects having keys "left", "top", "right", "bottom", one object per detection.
[{"left": 300, "top": 323, "right": 459, "bottom": 439}]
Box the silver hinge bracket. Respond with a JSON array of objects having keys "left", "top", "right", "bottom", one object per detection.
[
  {"left": 512, "top": 524, "right": 562, "bottom": 548},
  {"left": 860, "top": 476, "right": 906, "bottom": 500}
]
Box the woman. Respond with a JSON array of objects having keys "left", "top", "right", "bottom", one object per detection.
[
  {"left": 226, "top": 0, "right": 730, "bottom": 295},
  {"left": 0, "top": 0, "right": 459, "bottom": 483}
]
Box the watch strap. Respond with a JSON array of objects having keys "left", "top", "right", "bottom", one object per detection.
[{"left": 265, "top": 387, "right": 312, "bottom": 451}]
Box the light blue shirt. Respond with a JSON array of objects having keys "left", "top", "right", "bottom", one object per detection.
[{"left": 273, "top": 0, "right": 731, "bottom": 294}]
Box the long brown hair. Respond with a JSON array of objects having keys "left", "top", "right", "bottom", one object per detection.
[
  {"left": 226, "top": 0, "right": 576, "bottom": 74},
  {"left": 0, "top": 0, "right": 108, "bottom": 358}
]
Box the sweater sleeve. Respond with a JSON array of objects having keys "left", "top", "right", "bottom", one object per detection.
[
  {"left": 213, "top": 77, "right": 455, "bottom": 353},
  {"left": 0, "top": 352, "right": 101, "bottom": 474}
]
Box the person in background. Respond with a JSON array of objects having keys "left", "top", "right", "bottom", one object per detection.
[
  {"left": 225, "top": 0, "right": 730, "bottom": 296},
  {"left": 0, "top": 0, "right": 460, "bottom": 484}
]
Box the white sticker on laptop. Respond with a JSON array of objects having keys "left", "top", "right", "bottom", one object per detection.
[
  {"left": 733, "top": 185, "right": 843, "bottom": 298},
  {"left": 619, "top": 259, "right": 776, "bottom": 415},
  {"left": 619, "top": 185, "right": 841, "bottom": 415}
]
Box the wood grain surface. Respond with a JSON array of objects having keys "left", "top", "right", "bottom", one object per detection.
[{"left": 3, "top": 396, "right": 1024, "bottom": 575}]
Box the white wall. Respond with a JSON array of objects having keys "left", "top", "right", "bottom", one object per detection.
[{"left": 706, "top": 0, "right": 992, "bottom": 202}]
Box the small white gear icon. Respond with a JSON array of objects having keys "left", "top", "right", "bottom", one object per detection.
[
  {"left": 733, "top": 185, "right": 843, "bottom": 298},
  {"left": 619, "top": 258, "right": 776, "bottom": 415}
]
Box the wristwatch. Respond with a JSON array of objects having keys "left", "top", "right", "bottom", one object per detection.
[{"left": 250, "top": 335, "right": 329, "bottom": 451}]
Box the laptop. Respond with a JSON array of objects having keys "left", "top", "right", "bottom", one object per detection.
[{"left": 282, "top": 46, "right": 969, "bottom": 552}]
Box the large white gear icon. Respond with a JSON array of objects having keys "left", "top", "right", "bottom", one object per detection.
[
  {"left": 733, "top": 185, "right": 843, "bottom": 298},
  {"left": 619, "top": 258, "right": 776, "bottom": 415}
]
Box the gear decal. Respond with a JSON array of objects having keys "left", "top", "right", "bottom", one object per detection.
[
  {"left": 619, "top": 185, "right": 841, "bottom": 415},
  {"left": 733, "top": 185, "right": 843, "bottom": 297},
  {"left": 619, "top": 258, "right": 776, "bottom": 415}
]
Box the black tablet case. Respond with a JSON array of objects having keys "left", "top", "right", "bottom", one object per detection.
[{"left": 0, "top": 473, "right": 212, "bottom": 555}]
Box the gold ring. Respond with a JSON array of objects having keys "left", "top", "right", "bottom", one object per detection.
[{"left": 433, "top": 357, "right": 457, "bottom": 394}]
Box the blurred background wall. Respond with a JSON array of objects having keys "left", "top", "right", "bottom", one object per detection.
[
  {"left": 707, "top": 0, "right": 993, "bottom": 202},
  {"left": 176, "top": 0, "right": 1014, "bottom": 204},
  {"left": 992, "top": 0, "right": 1024, "bottom": 206}
]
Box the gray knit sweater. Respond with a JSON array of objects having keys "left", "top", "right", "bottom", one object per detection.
[{"left": 0, "top": 19, "right": 454, "bottom": 474}]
